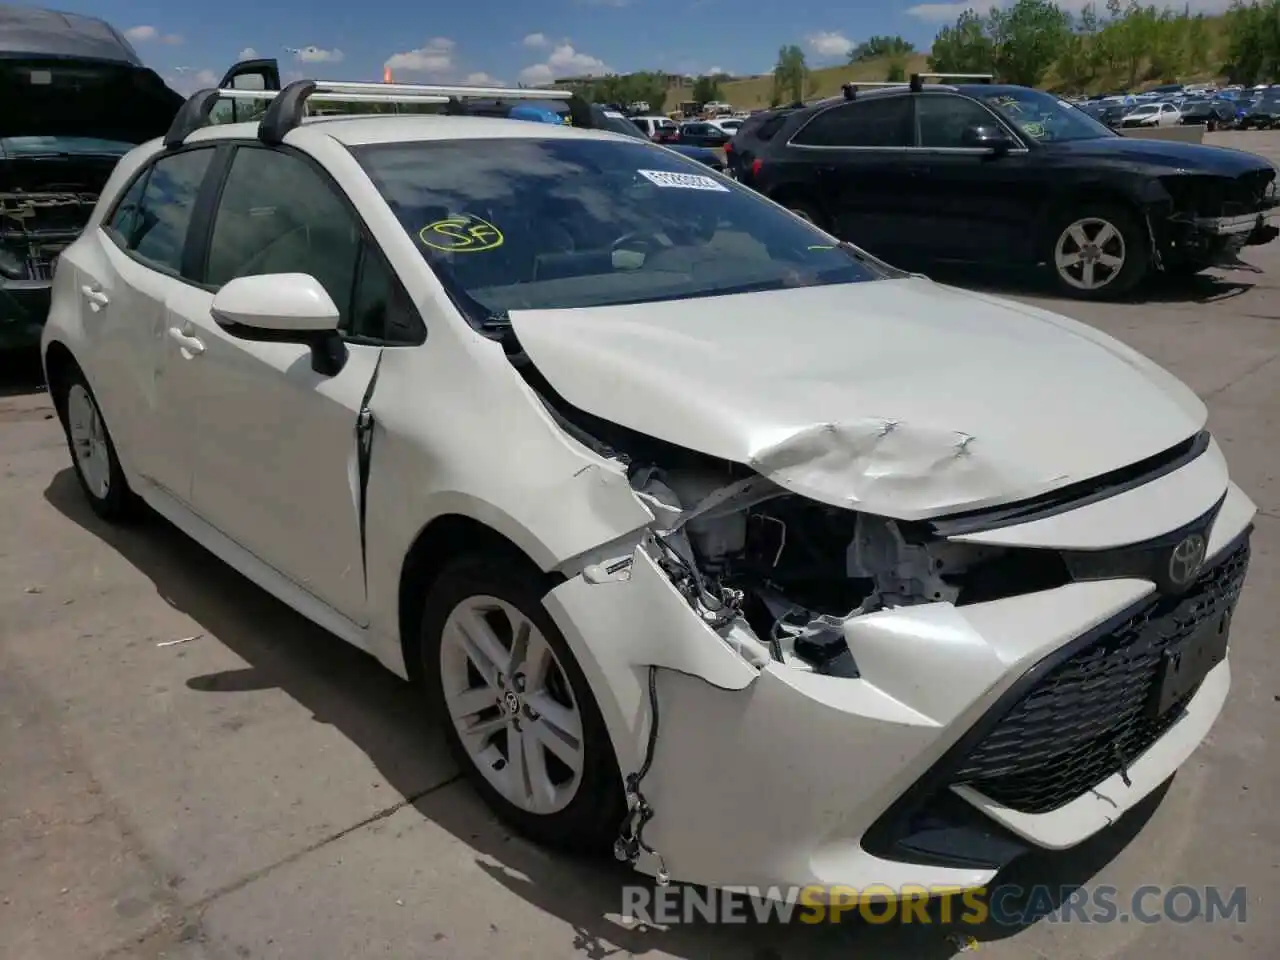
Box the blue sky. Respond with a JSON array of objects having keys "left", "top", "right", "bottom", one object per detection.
[{"left": 49, "top": 0, "right": 1234, "bottom": 92}]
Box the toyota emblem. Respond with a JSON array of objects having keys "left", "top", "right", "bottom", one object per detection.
[{"left": 1168, "top": 533, "right": 1208, "bottom": 589}]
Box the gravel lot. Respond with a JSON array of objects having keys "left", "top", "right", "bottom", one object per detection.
[{"left": 2, "top": 131, "right": 1277, "bottom": 960}]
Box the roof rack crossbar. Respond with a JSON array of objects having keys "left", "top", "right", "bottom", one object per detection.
[
  {"left": 258, "top": 78, "right": 593, "bottom": 144},
  {"left": 841, "top": 80, "right": 910, "bottom": 100},
  {"left": 909, "top": 71, "right": 994, "bottom": 91},
  {"left": 166, "top": 77, "right": 595, "bottom": 147},
  {"left": 213, "top": 88, "right": 450, "bottom": 104}
]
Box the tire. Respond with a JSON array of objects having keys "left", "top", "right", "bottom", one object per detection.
[
  {"left": 784, "top": 199, "right": 827, "bottom": 229},
  {"left": 1045, "top": 202, "right": 1149, "bottom": 301},
  {"left": 55, "top": 368, "right": 138, "bottom": 522},
  {"left": 419, "top": 554, "right": 626, "bottom": 854},
  {"left": 1207, "top": 118, "right": 1217, "bottom": 132}
]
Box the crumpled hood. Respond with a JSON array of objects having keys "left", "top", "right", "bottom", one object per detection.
[{"left": 511, "top": 278, "right": 1207, "bottom": 520}]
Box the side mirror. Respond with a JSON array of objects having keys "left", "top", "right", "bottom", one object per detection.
[
  {"left": 962, "top": 124, "right": 1013, "bottom": 154},
  {"left": 211, "top": 273, "right": 346, "bottom": 375},
  {"left": 212, "top": 273, "right": 339, "bottom": 333}
]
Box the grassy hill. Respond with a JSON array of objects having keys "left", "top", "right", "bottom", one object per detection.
[
  {"left": 688, "top": 11, "right": 1239, "bottom": 110},
  {"left": 677, "top": 55, "right": 931, "bottom": 111}
]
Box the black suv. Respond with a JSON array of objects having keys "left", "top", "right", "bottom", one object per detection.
[{"left": 728, "top": 77, "right": 1279, "bottom": 299}]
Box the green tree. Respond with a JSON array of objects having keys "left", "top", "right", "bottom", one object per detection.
[
  {"left": 850, "top": 35, "right": 916, "bottom": 63},
  {"left": 987, "top": 0, "right": 1072, "bottom": 86},
  {"left": 1222, "top": 0, "right": 1280, "bottom": 85},
  {"left": 886, "top": 57, "right": 907, "bottom": 81},
  {"left": 772, "top": 43, "right": 808, "bottom": 103},
  {"left": 692, "top": 74, "right": 721, "bottom": 104},
  {"left": 928, "top": 9, "right": 996, "bottom": 73}
]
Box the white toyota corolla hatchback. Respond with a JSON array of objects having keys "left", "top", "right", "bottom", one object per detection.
[{"left": 42, "top": 80, "right": 1255, "bottom": 898}]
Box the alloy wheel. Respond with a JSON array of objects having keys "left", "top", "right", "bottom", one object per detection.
[
  {"left": 1054, "top": 217, "right": 1127, "bottom": 292},
  {"left": 439, "top": 595, "right": 584, "bottom": 815},
  {"left": 66, "top": 383, "right": 111, "bottom": 500}
]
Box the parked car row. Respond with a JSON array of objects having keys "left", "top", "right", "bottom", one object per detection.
[{"left": 725, "top": 75, "right": 1279, "bottom": 301}]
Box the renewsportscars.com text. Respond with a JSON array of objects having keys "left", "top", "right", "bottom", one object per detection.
[{"left": 622, "top": 884, "right": 1248, "bottom": 926}]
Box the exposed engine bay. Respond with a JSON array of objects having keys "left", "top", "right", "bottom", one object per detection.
[
  {"left": 0, "top": 191, "right": 97, "bottom": 283},
  {"left": 501, "top": 331, "right": 1073, "bottom": 676}
]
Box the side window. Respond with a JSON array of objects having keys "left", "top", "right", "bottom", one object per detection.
[
  {"left": 349, "top": 244, "right": 424, "bottom": 344},
  {"left": 205, "top": 146, "right": 361, "bottom": 329},
  {"left": 790, "top": 97, "right": 913, "bottom": 148},
  {"left": 105, "top": 167, "right": 151, "bottom": 248},
  {"left": 108, "top": 149, "right": 215, "bottom": 273},
  {"left": 916, "top": 95, "right": 1005, "bottom": 148}
]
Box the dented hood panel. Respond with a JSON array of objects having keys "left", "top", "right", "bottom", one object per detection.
[{"left": 510, "top": 278, "right": 1206, "bottom": 520}]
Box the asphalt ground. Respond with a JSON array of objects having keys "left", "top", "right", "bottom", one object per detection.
[{"left": 1, "top": 130, "right": 1277, "bottom": 960}]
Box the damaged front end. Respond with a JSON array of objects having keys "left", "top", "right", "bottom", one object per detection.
[{"left": 1156, "top": 168, "right": 1280, "bottom": 270}]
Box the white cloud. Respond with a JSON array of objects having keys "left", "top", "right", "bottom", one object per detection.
[
  {"left": 238, "top": 47, "right": 258, "bottom": 60},
  {"left": 707, "top": 66, "right": 724, "bottom": 76},
  {"left": 168, "top": 68, "right": 221, "bottom": 94},
  {"left": 806, "top": 31, "right": 853, "bottom": 58},
  {"left": 519, "top": 43, "right": 610, "bottom": 85},
  {"left": 465, "top": 71, "right": 501, "bottom": 86},
  {"left": 125, "top": 25, "right": 182, "bottom": 45},
  {"left": 522, "top": 32, "right": 549, "bottom": 48},
  {"left": 384, "top": 37, "right": 455, "bottom": 74},
  {"left": 286, "top": 45, "right": 345, "bottom": 63}
]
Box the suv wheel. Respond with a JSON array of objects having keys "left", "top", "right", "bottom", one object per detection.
[{"left": 1046, "top": 204, "right": 1148, "bottom": 300}]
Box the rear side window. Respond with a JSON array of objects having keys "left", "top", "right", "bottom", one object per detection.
[
  {"left": 791, "top": 97, "right": 913, "bottom": 148},
  {"left": 107, "top": 148, "right": 215, "bottom": 273},
  {"left": 752, "top": 113, "right": 789, "bottom": 141}
]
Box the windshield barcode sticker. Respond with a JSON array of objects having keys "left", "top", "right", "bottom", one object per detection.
[{"left": 637, "top": 169, "right": 730, "bottom": 192}]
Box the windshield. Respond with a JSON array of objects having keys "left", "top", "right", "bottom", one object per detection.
[
  {"left": 0, "top": 135, "right": 134, "bottom": 158},
  {"left": 979, "top": 87, "right": 1115, "bottom": 142},
  {"left": 354, "top": 137, "right": 889, "bottom": 317}
]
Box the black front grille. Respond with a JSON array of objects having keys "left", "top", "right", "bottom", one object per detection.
[{"left": 949, "top": 537, "right": 1251, "bottom": 814}]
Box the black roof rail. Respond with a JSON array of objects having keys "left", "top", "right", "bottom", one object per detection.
[{"left": 163, "top": 88, "right": 225, "bottom": 148}]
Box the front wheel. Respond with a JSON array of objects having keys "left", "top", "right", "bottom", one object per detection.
[
  {"left": 419, "top": 555, "right": 626, "bottom": 854},
  {"left": 1045, "top": 203, "right": 1149, "bottom": 300}
]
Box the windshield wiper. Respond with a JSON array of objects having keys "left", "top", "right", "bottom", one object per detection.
[{"left": 478, "top": 311, "right": 511, "bottom": 330}]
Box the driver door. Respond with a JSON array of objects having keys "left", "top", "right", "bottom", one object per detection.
[
  {"left": 902, "top": 93, "right": 1046, "bottom": 265},
  {"left": 161, "top": 143, "right": 392, "bottom": 624}
]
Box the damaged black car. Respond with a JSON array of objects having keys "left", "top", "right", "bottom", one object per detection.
[
  {"left": 0, "top": 3, "right": 183, "bottom": 350},
  {"left": 728, "top": 80, "right": 1279, "bottom": 300}
]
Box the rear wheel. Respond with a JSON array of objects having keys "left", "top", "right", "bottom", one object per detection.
[
  {"left": 1046, "top": 203, "right": 1148, "bottom": 300},
  {"left": 56, "top": 369, "right": 137, "bottom": 522}
]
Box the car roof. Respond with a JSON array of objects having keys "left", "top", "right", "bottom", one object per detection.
[{"left": 183, "top": 113, "right": 624, "bottom": 148}]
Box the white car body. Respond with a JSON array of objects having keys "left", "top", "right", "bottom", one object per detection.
[
  {"left": 707, "top": 117, "right": 743, "bottom": 134},
  {"left": 1122, "top": 102, "right": 1182, "bottom": 127},
  {"left": 42, "top": 107, "right": 1255, "bottom": 899}
]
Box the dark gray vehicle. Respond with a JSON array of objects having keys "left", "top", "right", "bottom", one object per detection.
[{"left": 0, "top": 5, "right": 183, "bottom": 349}]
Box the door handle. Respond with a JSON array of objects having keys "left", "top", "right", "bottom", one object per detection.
[
  {"left": 80, "top": 285, "right": 109, "bottom": 311},
  {"left": 167, "top": 326, "right": 206, "bottom": 358}
]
